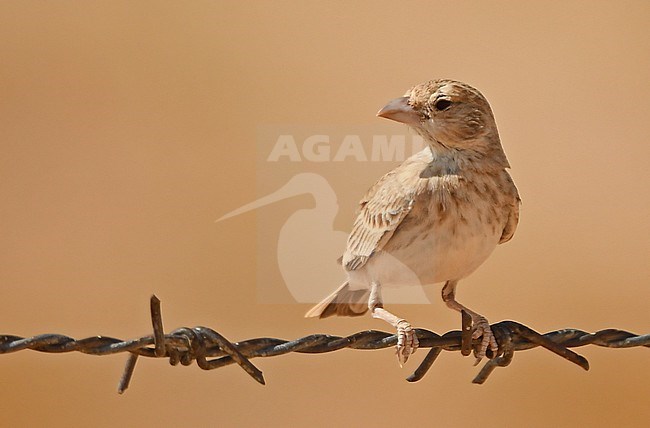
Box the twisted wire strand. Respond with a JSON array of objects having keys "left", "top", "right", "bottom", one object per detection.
[{"left": 0, "top": 296, "right": 647, "bottom": 393}]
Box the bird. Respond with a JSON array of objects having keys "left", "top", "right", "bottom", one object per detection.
[{"left": 305, "top": 79, "right": 521, "bottom": 365}]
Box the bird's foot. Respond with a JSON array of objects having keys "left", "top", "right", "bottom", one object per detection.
[
  {"left": 471, "top": 315, "right": 498, "bottom": 365},
  {"left": 395, "top": 319, "right": 418, "bottom": 366}
]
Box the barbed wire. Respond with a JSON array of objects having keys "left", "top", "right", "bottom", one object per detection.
[{"left": 1, "top": 295, "right": 647, "bottom": 393}]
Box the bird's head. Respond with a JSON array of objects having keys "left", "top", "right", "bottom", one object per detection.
[{"left": 377, "top": 79, "right": 509, "bottom": 168}]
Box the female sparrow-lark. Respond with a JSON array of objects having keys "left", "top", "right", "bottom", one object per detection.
[{"left": 306, "top": 79, "right": 520, "bottom": 365}]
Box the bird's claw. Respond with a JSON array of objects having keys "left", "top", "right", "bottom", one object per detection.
[
  {"left": 471, "top": 316, "right": 498, "bottom": 365},
  {"left": 395, "top": 320, "right": 418, "bottom": 366}
]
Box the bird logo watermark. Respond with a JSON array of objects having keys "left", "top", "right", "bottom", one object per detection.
[{"left": 217, "top": 125, "right": 432, "bottom": 304}]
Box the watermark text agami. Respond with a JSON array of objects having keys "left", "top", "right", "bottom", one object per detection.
[{"left": 267, "top": 134, "right": 426, "bottom": 162}]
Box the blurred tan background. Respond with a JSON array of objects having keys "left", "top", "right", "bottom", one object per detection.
[{"left": 1, "top": 1, "right": 649, "bottom": 427}]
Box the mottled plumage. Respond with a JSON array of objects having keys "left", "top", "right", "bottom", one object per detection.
[{"left": 306, "top": 79, "right": 521, "bottom": 364}]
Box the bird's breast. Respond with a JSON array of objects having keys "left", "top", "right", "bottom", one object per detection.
[{"left": 349, "top": 172, "right": 512, "bottom": 288}]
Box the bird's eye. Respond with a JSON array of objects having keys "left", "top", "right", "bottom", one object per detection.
[{"left": 434, "top": 98, "right": 452, "bottom": 111}]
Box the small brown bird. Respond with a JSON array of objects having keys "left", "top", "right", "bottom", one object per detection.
[{"left": 306, "top": 79, "right": 520, "bottom": 365}]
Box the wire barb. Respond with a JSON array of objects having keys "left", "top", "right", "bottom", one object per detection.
[{"left": 1, "top": 295, "right": 648, "bottom": 393}]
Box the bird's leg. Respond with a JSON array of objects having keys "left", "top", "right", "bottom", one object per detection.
[
  {"left": 368, "top": 282, "right": 418, "bottom": 366},
  {"left": 441, "top": 280, "right": 498, "bottom": 363}
]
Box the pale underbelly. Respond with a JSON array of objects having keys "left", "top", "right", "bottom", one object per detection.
[{"left": 347, "top": 223, "right": 501, "bottom": 290}]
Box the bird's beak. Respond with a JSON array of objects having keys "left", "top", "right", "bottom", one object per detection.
[
  {"left": 377, "top": 97, "right": 421, "bottom": 126},
  {"left": 217, "top": 187, "right": 292, "bottom": 222},
  {"left": 216, "top": 179, "right": 302, "bottom": 222}
]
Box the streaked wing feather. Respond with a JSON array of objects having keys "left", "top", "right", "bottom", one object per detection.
[
  {"left": 499, "top": 197, "right": 520, "bottom": 244},
  {"left": 498, "top": 174, "right": 521, "bottom": 244},
  {"left": 342, "top": 158, "right": 426, "bottom": 271}
]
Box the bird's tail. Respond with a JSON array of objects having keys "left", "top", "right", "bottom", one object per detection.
[{"left": 305, "top": 282, "right": 369, "bottom": 318}]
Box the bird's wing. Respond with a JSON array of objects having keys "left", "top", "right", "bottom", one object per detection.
[
  {"left": 498, "top": 173, "right": 521, "bottom": 244},
  {"left": 341, "top": 155, "right": 429, "bottom": 271}
]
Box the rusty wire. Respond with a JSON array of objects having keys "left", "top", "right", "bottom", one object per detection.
[{"left": 1, "top": 296, "right": 648, "bottom": 393}]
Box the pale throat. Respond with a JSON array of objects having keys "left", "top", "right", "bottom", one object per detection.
[
  {"left": 413, "top": 125, "right": 507, "bottom": 173},
  {"left": 420, "top": 144, "right": 460, "bottom": 178}
]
